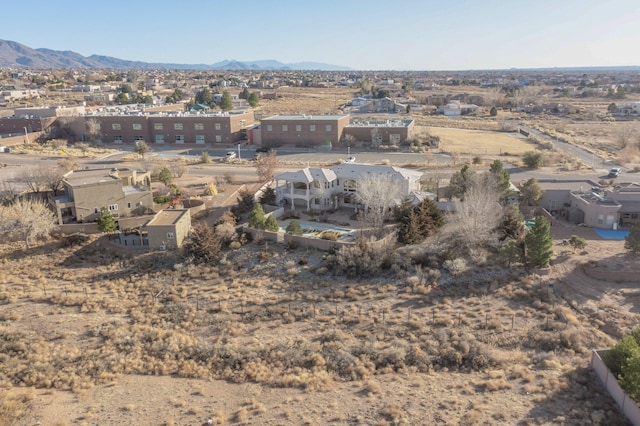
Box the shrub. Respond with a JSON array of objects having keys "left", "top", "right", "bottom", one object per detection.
[
  {"left": 319, "top": 231, "right": 339, "bottom": 241},
  {"left": 523, "top": 151, "right": 543, "bottom": 169},
  {"left": 248, "top": 204, "right": 266, "bottom": 229},
  {"left": 200, "top": 151, "right": 210, "bottom": 163},
  {"left": 183, "top": 223, "right": 222, "bottom": 264},
  {"left": 264, "top": 215, "right": 279, "bottom": 232},
  {"left": 285, "top": 219, "right": 303, "bottom": 235},
  {"left": 154, "top": 196, "right": 169, "bottom": 204},
  {"left": 204, "top": 182, "right": 218, "bottom": 196}
]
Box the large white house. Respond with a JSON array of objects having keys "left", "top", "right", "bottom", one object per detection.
[{"left": 274, "top": 163, "right": 423, "bottom": 211}]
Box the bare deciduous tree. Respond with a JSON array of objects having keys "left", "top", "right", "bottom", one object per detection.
[
  {"left": 40, "top": 166, "right": 66, "bottom": 195},
  {"left": 356, "top": 173, "right": 401, "bottom": 236},
  {"left": 448, "top": 179, "right": 503, "bottom": 249},
  {"left": 0, "top": 199, "right": 57, "bottom": 249},
  {"left": 169, "top": 159, "right": 188, "bottom": 178},
  {"left": 85, "top": 118, "right": 101, "bottom": 143},
  {"left": 16, "top": 166, "right": 46, "bottom": 193},
  {"left": 254, "top": 151, "right": 279, "bottom": 182}
]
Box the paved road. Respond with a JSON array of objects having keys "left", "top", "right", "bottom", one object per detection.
[{"left": 518, "top": 125, "right": 606, "bottom": 171}]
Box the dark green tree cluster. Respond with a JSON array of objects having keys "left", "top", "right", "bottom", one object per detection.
[
  {"left": 285, "top": 219, "right": 303, "bottom": 235},
  {"left": 239, "top": 87, "right": 260, "bottom": 107},
  {"left": 394, "top": 197, "right": 444, "bottom": 245},
  {"left": 165, "top": 89, "right": 186, "bottom": 104},
  {"left": 448, "top": 164, "right": 476, "bottom": 200},
  {"left": 498, "top": 206, "right": 527, "bottom": 266},
  {"left": 604, "top": 328, "right": 640, "bottom": 402},
  {"left": 230, "top": 189, "right": 255, "bottom": 218},
  {"left": 371, "top": 86, "right": 390, "bottom": 99},
  {"left": 194, "top": 87, "right": 213, "bottom": 105}
]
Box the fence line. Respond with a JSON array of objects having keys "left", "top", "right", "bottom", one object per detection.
[{"left": 591, "top": 350, "right": 640, "bottom": 426}]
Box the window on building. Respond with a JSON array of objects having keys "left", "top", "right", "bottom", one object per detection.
[
  {"left": 174, "top": 123, "right": 183, "bottom": 130},
  {"left": 194, "top": 123, "right": 204, "bottom": 130},
  {"left": 155, "top": 135, "right": 164, "bottom": 143},
  {"left": 196, "top": 135, "right": 205, "bottom": 144},
  {"left": 175, "top": 135, "right": 184, "bottom": 142},
  {"left": 134, "top": 136, "right": 144, "bottom": 141},
  {"left": 296, "top": 124, "right": 302, "bottom": 132},
  {"left": 108, "top": 204, "right": 118, "bottom": 211},
  {"left": 309, "top": 125, "right": 315, "bottom": 132},
  {"left": 94, "top": 207, "right": 99, "bottom": 214},
  {"left": 215, "top": 123, "right": 221, "bottom": 130},
  {"left": 112, "top": 123, "right": 121, "bottom": 130},
  {"left": 240, "top": 120, "right": 246, "bottom": 127},
  {"left": 154, "top": 123, "right": 163, "bottom": 130},
  {"left": 167, "top": 232, "right": 175, "bottom": 239},
  {"left": 133, "top": 123, "right": 142, "bottom": 130},
  {"left": 389, "top": 134, "right": 401, "bottom": 144},
  {"left": 597, "top": 215, "right": 604, "bottom": 224},
  {"left": 127, "top": 202, "right": 132, "bottom": 209},
  {"left": 282, "top": 124, "right": 288, "bottom": 131},
  {"left": 606, "top": 215, "right": 614, "bottom": 225},
  {"left": 372, "top": 134, "right": 382, "bottom": 143},
  {"left": 267, "top": 125, "right": 273, "bottom": 132},
  {"left": 114, "top": 135, "right": 122, "bottom": 142},
  {"left": 343, "top": 179, "right": 357, "bottom": 192},
  {"left": 215, "top": 135, "right": 222, "bottom": 142},
  {"left": 325, "top": 125, "right": 332, "bottom": 132},
  {"left": 550, "top": 200, "right": 556, "bottom": 209}
]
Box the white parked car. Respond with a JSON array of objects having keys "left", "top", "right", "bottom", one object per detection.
[
  {"left": 226, "top": 151, "right": 237, "bottom": 159},
  {"left": 345, "top": 156, "right": 356, "bottom": 163}
]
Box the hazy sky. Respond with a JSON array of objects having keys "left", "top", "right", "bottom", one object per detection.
[{"left": 3, "top": 0, "right": 639, "bottom": 70}]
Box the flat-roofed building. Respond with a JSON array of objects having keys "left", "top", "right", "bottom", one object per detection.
[
  {"left": 144, "top": 209, "right": 191, "bottom": 249},
  {"left": 81, "top": 109, "right": 254, "bottom": 145},
  {"left": 344, "top": 119, "right": 414, "bottom": 145},
  {"left": 259, "top": 114, "right": 350, "bottom": 148},
  {"left": 49, "top": 168, "right": 153, "bottom": 224}
]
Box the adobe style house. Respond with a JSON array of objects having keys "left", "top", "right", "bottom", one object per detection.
[
  {"left": 536, "top": 180, "right": 640, "bottom": 229},
  {"left": 274, "top": 163, "right": 422, "bottom": 211},
  {"left": 143, "top": 209, "right": 191, "bottom": 250},
  {"left": 49, "top": 168, "right": 153, "bottom": 224},
  {"left": 259, "top": 114, "right": 350, "bottom": 148}
]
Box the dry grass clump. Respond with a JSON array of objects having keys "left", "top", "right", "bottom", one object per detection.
[{"left": 0, "top": 388, "right": 35, "bottom": 425}]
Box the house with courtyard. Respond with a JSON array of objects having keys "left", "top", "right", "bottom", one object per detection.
[
  {"left": 535, "top": 179, "right": 640, "bottom": 229},
  {"left": 49, "top": 168, "right": 153, "bottom": 224},
  {"left": 274, "top": 163, "right": 422, "bottom": 211}
]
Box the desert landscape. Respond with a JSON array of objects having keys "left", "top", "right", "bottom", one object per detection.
[{"left": 2, "top": 62, "right": 640, "bottom": 426}]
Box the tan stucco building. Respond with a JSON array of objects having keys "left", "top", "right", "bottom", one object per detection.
[
  {"left": 144, "top": 209, "right": 191, "bottom": 250},
  {"left": 49, "top": 168, "right": 153, "bottom": 224}
]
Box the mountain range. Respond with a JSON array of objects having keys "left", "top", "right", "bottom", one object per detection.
[{"left": 0, "top": 39, "right": 351, "bottom": 71}]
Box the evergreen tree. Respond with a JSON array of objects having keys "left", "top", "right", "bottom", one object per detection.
[
  {"left": 220, "top": 90, "right": 234, "bottom": 111},
  {"left": 625, "top": 221, "right": 640, "bottom": 254},
  {"left": 520, "top": 178, "right": 543, "bottom": 206},
  {"left": 158, "top": 167, "right": 173, "bottom": 186},
  {"left": 239, "top": 87, "right": 249, "bottom": 100},
  {"left": 247, "top": 92, "right": 259, "bottom": 107},
  {"left": 448, "top": 164, "right": 476, "bottom": 200},
  {"left": 260, "top": 187, "right": 276, "bottom": 205},
  {"left": 394, "top": 197, "right": 443, "bottom": 244},
  {"left": 96, "top": 207, "right": 117, "bottom": 232},
  {"left": 489, "top": 159, "right": 511, "bottom": 194},
  {"left": 195, "top": 88, "right": 213, "bottom": 105},
  {"left": 500, "top": 239, "right": 523, "bottom": 267},
  {"left": 248, "top": 203, "right": 266, "bottom": 229},
  {"left": 286, "top": 219, "right": 303, "bottom": 235},
  {"left": 490, "top": 106, "right": 498, "bottom": 116},
  {"left": 264, "top": 215, "right": 279, "bottom": 232},
  {"left": 525, "top": 216, "right": 553, "bottom": 267}
]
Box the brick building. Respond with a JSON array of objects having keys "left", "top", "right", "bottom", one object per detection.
[
  {"left": 344, "top": 119, "right": 414, "bottom": 145},
  {"left": 82, "top": 110, "right": 254, "bottom": 145},
  {"left": 259, "top": 114, "right": 350, "bottom": 148}
]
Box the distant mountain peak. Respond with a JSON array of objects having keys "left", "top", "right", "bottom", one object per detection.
[{"left": 0, "top": 39, "right": 351, "bottom": 70}]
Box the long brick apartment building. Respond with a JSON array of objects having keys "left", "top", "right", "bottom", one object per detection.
[{"left": 84, "top": 110, "right": 254, "bottom": 145}]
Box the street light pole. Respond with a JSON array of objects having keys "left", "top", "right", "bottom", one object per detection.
[{"left": 23, "top": 127, "right": 29, "bottom": 144}]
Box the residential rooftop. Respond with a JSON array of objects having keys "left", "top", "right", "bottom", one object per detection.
[
  {"left": 145, "top": 209, "right": 190, "bottom": 226},
  {"left": 347, "top": 119, "right": 413, "bottom": 128}
]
